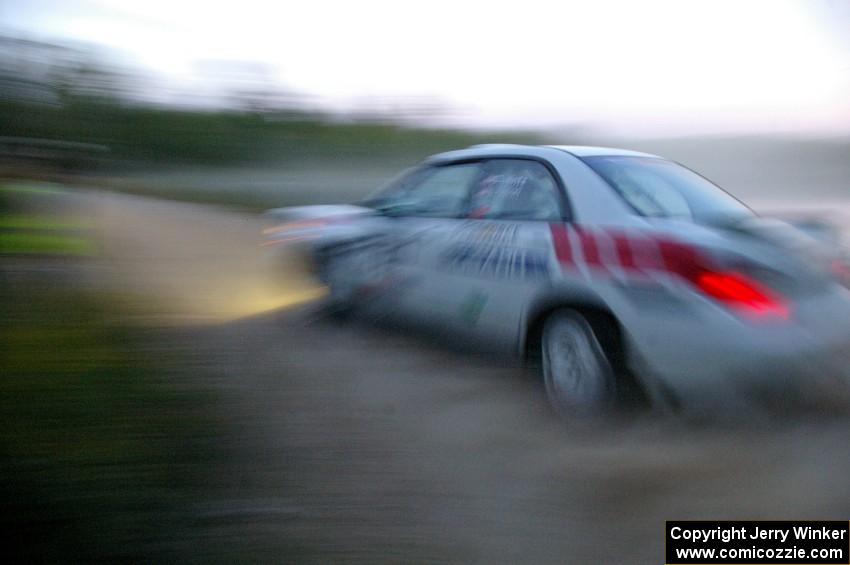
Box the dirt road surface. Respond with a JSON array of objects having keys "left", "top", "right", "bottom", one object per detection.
[{"left": 81, "top": 191, "right": 850, "bottom": 563}]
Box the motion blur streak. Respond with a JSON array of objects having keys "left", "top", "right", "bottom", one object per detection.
[
  {"left": 2, "top": 0, "right": 850, "bottom": 562},
  {"left": 85, "top": 191, "right": 325, "bottom": 323},
  {"left": 227, "top": 287, "right": 327, "bottom": 319},
  {"left": 260, "top": 235, "right": 315, "bottom": 247}
]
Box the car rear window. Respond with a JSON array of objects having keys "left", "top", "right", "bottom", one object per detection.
[{"left": 581, "top": 155, "right": 753, "bottom": 222}]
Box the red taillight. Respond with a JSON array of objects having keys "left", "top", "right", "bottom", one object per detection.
[{"left": 693, "top": 271, "right": 789, "bottom": 320}]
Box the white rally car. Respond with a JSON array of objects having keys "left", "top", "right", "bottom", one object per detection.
[{"left": 264, "top": 145, "right": 850, "bottom": 417}]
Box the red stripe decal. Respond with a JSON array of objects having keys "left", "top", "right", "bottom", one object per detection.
[
  {"left": 549, "top": 223, "right": 573, "bottom": 266},
  {"left": 611, "top": 233, "right": 637, "bottom": 271},
  {"left": 628, "top": 234, "right": 662, "bottom": 271},
  {"left": 576, "top": 226, "right": 604, "bottom": 268},
  {"left": 657, "top": 239, "right": 704, "bottom": 280},
  {"left": 553, "top": 226, "right": 707, "bottom": 281}
]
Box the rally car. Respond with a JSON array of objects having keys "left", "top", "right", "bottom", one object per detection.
[{"left": 263, "top": 144, "right": 850, "bottom": 417}]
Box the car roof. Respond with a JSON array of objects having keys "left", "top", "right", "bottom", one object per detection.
[
  {"left": 546, "top": 145, "right": 661, "bottom": 158},
  {"left": 426, "top": 143, "right": 661, "bottom": 163}
]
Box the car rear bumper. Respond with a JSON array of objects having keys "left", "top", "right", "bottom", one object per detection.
[{"left": 629, "top": 285, "right": 850, "bottom": 418}]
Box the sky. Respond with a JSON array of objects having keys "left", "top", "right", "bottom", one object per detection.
[{"left": 2, "top": 0, "right": 850, "bottom": 136}]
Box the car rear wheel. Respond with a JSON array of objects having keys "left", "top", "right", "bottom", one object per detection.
[{"left": 541, "top": 310, "right": 616, "bottom": 415}]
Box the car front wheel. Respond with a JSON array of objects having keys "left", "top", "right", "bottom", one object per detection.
[{"left": 318, "top": 249, "right": 362, "bottom": 315}]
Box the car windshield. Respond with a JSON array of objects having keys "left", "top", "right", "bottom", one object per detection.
[
  {"left": 581, "top": 155, "right": 753, "bottom": 223},
  {"left": 360, "top": 164, "right": 482, "bottom": 217},
  {"left": 361, "top": 167, "right": 428, "bottom": 205}
]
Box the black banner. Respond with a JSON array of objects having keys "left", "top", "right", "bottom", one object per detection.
[{"left": 666, "top": 521, "right": 849, "bottom": 564}]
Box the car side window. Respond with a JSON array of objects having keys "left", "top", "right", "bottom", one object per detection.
[
  {"left": 367, "top": 163, "right": 482, "bottom": 218},
  {"left": 467, "top": 159, "right": 563, "bottom": 221}
]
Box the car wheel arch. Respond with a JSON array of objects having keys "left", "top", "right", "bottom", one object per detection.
[
  {"left": 522, "top": 291, "right": 651, "bottom": 408},
  {"left": 522, "top": 293, "right": 624, "bottom": 370}
]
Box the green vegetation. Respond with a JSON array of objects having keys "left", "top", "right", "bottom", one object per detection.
[
  {"left": 0, "top": 184, "right": 96, "bottom": 254},
  {"left": 0, "top": 231, "right": 94, "bottom": 255},
  {"left": 0, "top": 185, "right": 220, "bottom": 561},
  {"left": 2, "top": 87, "right": 551, "bottom": 209},
  {"left": 0, "top": 98, "right": 546, "bottom": 169},
  {"left": 0, "top": 284, "right": 220, "bottom": 562}
]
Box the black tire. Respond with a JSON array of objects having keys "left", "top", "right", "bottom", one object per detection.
[{"left": 541, "top": 310, "right": 616, "bottom": 415}]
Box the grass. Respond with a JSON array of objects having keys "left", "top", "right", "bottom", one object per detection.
[
  {"left": 0, "top": 185, "right": 221, "bottom": 561},
  {"left": 0, "top": 182, "right": 98, "bottom": 255},
  {"left": 0, "top": 232, "right": 96, "bottom": 255},
  {"left": 0, "top": 213, "right": 90, "bottom": 230},
  {"left": 0, "top": 285, "right": 221, "bottom": 561}
]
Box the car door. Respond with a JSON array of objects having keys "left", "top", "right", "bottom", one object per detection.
[
  {"left": 358, "top": 161, "right": 486, "bottom": 323},
  {"left": 434, "top": 158, "right": 569, "bottom": 349}
]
